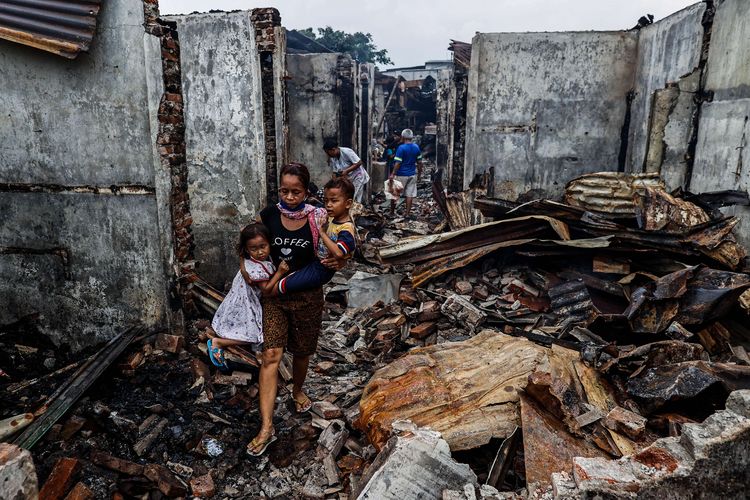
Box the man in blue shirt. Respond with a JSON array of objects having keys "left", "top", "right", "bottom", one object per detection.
[{"left": 388, "top": 129, "right": 423, "bottom": 218}]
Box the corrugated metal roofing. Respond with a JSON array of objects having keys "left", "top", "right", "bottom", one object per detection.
[
  {"left": 0, "top": 0, "right": 101, "bottom": 59},
  {"left": 448, "top": 40, "right": 471, "bottom": 70}
]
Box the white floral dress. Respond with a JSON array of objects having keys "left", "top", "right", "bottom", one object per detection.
[{"left": 211, "top": 258, "right": 275, "bottom": 343}]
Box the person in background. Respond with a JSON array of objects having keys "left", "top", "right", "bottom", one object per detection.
[
  {"left": 388, "top": 128, "right": 423, "bottom": 218},
  {"left": 381, "top": 131, "right": 401, "bottom": 175},
  {"left": 323, "top": 139, "right": 370, "bottom": 204}
]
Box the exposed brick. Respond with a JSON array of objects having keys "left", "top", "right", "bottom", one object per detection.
[
  {"left": 454, "top": 281, "right": 473, "bottom": 295},
  {"left": 311, "top": 401, "right": 344, "bottom": 419},
  {"left": 190, "top": 473, "right": 215, "bottom": 498},
  {"left": 90, "top": 450, "right": 144, "bottom": 476},
  {"left": 377, "top": 314, "right": 406, "bottom": 331},
  {"left": 418, "top": 301, "right": 442, "bottom": 322},
  {"left": 163, "top": 92, "right": 182, "bottom": 103},
  {"left": 399, "top": 290, "right": 419, "bottom": 306},
  {"left": 315, "top": 361, "right": 336, "bottom": 374},
  {"left": 60, "top": 415, "right": 87, "bottom": 441},
  {"left": 410, "top": 322, "right": 437, "bottom": 340},
  {"left": 39, "top": 457, "right": 81, "bottom": 500},
  {"left": 144, "top": 464, "right": 187, "bottom": 497},
  {"left": 63, "top": 482, "right": 94, "bottom": 500},
  {"left": 155, "top": 333, "right": 184, "bottom": 353}
]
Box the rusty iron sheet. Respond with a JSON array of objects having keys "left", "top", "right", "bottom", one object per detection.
[
  {"left": 448, "top": 39, "right": 471, "bottom": 69},
  {"left": 548, "top": 280, "right": 598, "bottom": 328},
  {"left": 627, "top": 361, "right": 750, "bottom": 413},
  {"left": 624, "top": 266, "right": 750, "bottom": 334},
  {"left": 564, "top": 172, "right": 665, "bottom": 215},
  {"left": 520, "top": 394, "right": 610, "bottom": 487},
  {"left": 356, "top": 330, "right": 549, "bottom": 452},
  {"left": 0, "top": 0, "right": 101, "bottom": 59},
  {"left": 410, "top": 237, "right": 613, "bottom": 288},
  {"left": 377, "top": 215, "right": 570, "bottom": 265},
  {"left": 634, "top": 187, "right": 710, "bottom": 231}
]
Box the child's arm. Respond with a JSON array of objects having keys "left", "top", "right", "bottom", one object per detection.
[
  {"left": 319, "top": 229, "right": 345, "bottom": 258},
  {"left": 257, "top": 261, "right": 289, "bottom": 296}
]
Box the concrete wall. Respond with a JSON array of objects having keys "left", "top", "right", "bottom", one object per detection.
[
  {"left": 168, "top": 12, "right": 267, "bottom": 289},
  {"left": 627, "top": 3, "right": 706, "bottom": 189},
  {"left": 464, "top": 32, "right": 638, "bottom": 199},
  {"left": 690, "top": 0, "right": 750, "bottom": 248},
  {"left": 0, "top": 0, "right": 173, "bottom": 348},
  {"left": 286, "top": 53, "right": 357, "bottom": 188},
  {"left": 435, "top": 68, "right": 453, "bottom": 170}
]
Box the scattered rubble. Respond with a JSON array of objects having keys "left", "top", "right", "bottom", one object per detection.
[{"left": 2, "top": 170, "right": 750, "bottom": 498}]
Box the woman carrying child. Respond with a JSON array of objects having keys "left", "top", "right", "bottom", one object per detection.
[{"left": 245, "top": 163, "right": 348, "bottom": 456}]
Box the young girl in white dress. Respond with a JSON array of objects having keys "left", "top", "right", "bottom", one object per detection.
[{"left": 208, "top": 223, "right": 288, "bottom": 370}]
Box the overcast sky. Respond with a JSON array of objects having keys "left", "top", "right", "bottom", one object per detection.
[{"left": 160, "top": 0, "right": 700, "bottom": 68}]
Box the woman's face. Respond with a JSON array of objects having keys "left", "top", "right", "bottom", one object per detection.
[{"left": 279, "top": 174, "right": 306, "bottom": 209}]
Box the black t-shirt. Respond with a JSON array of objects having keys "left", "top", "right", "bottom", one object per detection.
[{"left": 259, "top": 205, "right": 316, "bottom": 272}]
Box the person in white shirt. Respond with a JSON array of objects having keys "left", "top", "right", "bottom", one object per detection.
[{"left": 323, "top": 139, "right": 370, "bottom": 204}]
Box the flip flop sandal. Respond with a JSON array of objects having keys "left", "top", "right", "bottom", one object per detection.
[
  {"left": 207, "top": 340, "right": 229, "bottom": 371},
  {"left": 246, "top": 430, "right": 277, "bottom": 457},
  {"left": 294, "top": 395, "right": 313, "bottom": 414}
]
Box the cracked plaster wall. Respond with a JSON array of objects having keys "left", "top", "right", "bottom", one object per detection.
[
  {"left": 286, "top": 53, "right": 357, "bottom": 189},
  {"left": 690, "top": 0, "right": 750, "bottom": 249},
  {"left": 167, "top": 12, "right": 267, "bottom": 290},
  {"left": 0, "top": 0, "right": 173, "bottom": 349},
  {"left": 464, "top": 32, "right": 638, "bottom": 199},
  {"left": 627, "top": 2, "right": 707, "bottom": 187}
]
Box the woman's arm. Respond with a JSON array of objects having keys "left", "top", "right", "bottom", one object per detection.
[
  {"left": 321, "top": 254, "right": 347, "bottom": 271},
  {"left": 257, "top": 260, "right": 289, "bottom": 295}
]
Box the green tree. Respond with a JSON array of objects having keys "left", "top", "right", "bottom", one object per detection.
[{"left": 295, "top": 27, "right": 392, "bottom": 65}]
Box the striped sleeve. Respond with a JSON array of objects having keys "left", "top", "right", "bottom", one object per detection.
[{"left": 335, "top": 230, "right": 356, "bottom": 255}]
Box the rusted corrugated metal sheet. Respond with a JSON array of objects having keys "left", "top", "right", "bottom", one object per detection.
[
  {"left": 378, "top": 215, "right": 571, "bottom": 265},
  {"left": 0, "top": 0, "right": 101, "bottom": 59},
  {"left": 564, "top": 172, "right": 664, "bottom": 216},
  {"left": 448, "top": 40, "right": 471, "bottom": 70}
]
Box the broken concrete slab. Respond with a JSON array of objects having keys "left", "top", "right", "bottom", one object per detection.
[
  {"left": 557, "top": 390, "right": 750, "bottom": 498},
  {"left": 354, "top": 424, "right": 477, "bottom": 500},
  {"left": 357, "top": 330, "right": 548, "bottom": 451},
  {"left": 0, "top": 443, "right": 39, "bottom": 500}
]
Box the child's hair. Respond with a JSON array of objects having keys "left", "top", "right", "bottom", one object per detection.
[
  {"left": 324, "top": 176, "right": 355, "bottom": 200},
  {"left": 237, "top": 223, "right": 270, "bottom": 258},
  {"left": 279, "top": 162, "right": 311, "bottom": 190}
]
